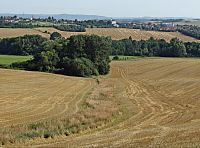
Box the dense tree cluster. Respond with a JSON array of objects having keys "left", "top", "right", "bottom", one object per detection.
[
  {"left": 185, "top": 42, "right": 200, "bottom": 57},
  {"left": 0, "top": 35, "right": 47, "bottom": 55},
  {"left": 76, "top": 20, "right": 113, "bottom": 28},
  {"left": 50, "top": 32, "right": 62, "bottom": 40},
  {"left": 112, "top": 37, "right": 199, "bottom": 57},
  {"left": 54, "top": 25, "right": 86, "bottom": 32},
  {"left": 10, "top": 34, "right": 111, "bottom": 77},
  {"left": 178, "top": 25, "right": 200, "bottom": 40}
]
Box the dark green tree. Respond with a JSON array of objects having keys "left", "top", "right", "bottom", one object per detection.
[
  {"left": 50, "top": 32, "right": 62, "bottom": 40},
  {"left": 62, "top": 57, "right": 98, "bottom": 77},
  {"left": 169, "top": 38, "right": 187, "bottom": 57}
]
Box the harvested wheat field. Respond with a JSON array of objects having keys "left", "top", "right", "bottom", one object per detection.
[
  {"left": 86, "top": 28, "right": 200, "bottom": 42},
  {"left": 34, "top": 27, "right": 86, "bottom": 38},
  {"left": 1, "top": 27, "right": 199, "bottom": 42},
  {"left": 0, "top": 69, "right": 95, "bottom": 128},
  {"left": 35, "top": 27, "right": 200, "bottom": 42},
  {"left": 0, "top": 28, "right": 49, "bottom": 38},
  {"left": 2, "top": 58, "right": 200, "bottom": 147}
]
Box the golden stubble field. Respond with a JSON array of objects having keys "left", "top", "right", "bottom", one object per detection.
[
  {"left": 2, "top": 58, "right": 200, "bottom": 147},
  {"left": 0, "top": 28, "right": 49, "bottom": 38},
  {"left": 35, "top": 28, "right": 200, "bottom": 42},
  {"left": 0, "top": 28, "right": 199, "bottom": 42},
  {"left": 0, "top": 69, "right": 95, "bottom": 128}
]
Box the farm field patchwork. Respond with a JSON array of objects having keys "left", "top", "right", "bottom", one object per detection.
[
  {"left": 36, "top": 27, "right": 200, "bottom": 42},
  {"left": 2, "top": 58, "right": 200, "bottom": 147},
  {"left": 0, "top": 27, "right": 199, "bottom": 42}
]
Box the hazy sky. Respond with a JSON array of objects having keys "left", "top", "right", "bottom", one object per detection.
[{"left": 0, "top": 0, "right": 199, "bottom": 18}]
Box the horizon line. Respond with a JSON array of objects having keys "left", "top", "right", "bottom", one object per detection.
[{"left": 0, "top": 12, "right": 199, "bottom": 19}]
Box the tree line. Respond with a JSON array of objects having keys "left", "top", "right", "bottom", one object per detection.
[
  {"left": 0, "top": 22, "right": 86, "bottom": 32},
  {"left": 112, "top": 37, "right": 200, "bottom": 57},
  {"left": 178, "top": 25, "right": 200, "bottom": 40},
  {"left": 1, "top": 34, "right": 200, "bottom": 77},
  {"left": 0, "top": 22, "right": 49, "bottom": 28},
  {"left": 54, "top": 25, "right": 86, "bottom": 32}
]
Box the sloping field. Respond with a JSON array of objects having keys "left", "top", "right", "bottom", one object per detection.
[
  {"left": 0, "top": 28, "right": 49, "bottom": 38},
  {"left": 34, "top": 27, "right": 85, "bottom": 38},
  {"left": 36, "top": 27, "right": 199, "bottom": 42},
  {"left": 0, "top": 27, "right": 199, "bottom": 42},
  {"left": 10, "top": 58, "right": 200, "bottom": 147},
  {"left": 86, "top": 28, "right": 199, "bottom": 42},
  {"left": 0, "top": 69, "right": 94, "bottom": 128}
]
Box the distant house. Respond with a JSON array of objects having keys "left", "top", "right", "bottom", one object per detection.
[
  {"left": 111, "top": 20, "right": 119, "bottom": 28},
  {"left": 112, "top": 21, "right": 117, "bottom": 25}
]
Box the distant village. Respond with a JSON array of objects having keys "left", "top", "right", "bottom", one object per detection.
[{"left": 0, "top": 15, "right": 179, "bottom": 31}]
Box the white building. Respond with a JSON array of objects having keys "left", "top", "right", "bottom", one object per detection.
[{"left": 111, "top": 20, "right": 119, "bottom": 28}]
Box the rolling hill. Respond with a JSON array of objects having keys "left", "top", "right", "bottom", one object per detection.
[
  {"left": 0, "top": 68, "right": 95, "bottom": 129},
  {"left": 0, "top": 28, "right": 49, "bottom": 38},
  {"left": 0, "top": 28, "right": 199, "bottom": 42},
  {"left": 2, "top": 58, "right": 200, "bottom": 147}
]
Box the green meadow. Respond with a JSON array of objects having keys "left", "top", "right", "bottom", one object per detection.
[{"left": 0, "top": 55, "right": 32, "bottom": 66}]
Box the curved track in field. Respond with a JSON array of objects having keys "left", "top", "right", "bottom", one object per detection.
[
  {"left": 0, "top": 69, "right": 95, "bottom": 128},
  {"left": 18, "top": 58, "right": 200, "bottom": 148}
]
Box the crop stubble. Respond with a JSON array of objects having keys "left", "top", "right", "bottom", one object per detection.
[{"left": 2, "top": 58, "right": 200, "bottom": 147}]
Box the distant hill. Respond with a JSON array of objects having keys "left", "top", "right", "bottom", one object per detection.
[
  {"left": 173, "top": 19, "right": 200, "bottom": 27},
  {"left": 0, "top": 13, "right": 110, "bottom": 20},
  {"left": 114, "top": 17, "right": 194, "bottom": 23},
  {"left": 1, "top": 13, "right": 198, "bottom": 21}
]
